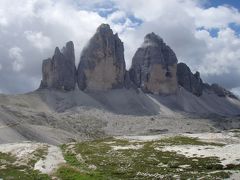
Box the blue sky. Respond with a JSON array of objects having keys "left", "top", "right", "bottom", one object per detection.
[
  {"left": 205, "top": 0, "right": 240, "bottom": 37},
  {"left": 208, "top": 0, "right": 240, "bottom": 9}
]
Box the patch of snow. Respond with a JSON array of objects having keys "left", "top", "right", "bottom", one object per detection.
[
  {"left": 227, "top": 171, "right": 240, "bottom": 180},
  {"left": 88, "top": 164, "right": 97, "bottom": 170},
  {"left": 34, "top": 145, "right": 65, "bottom": 174},
  {"left": 179, "top": 164, "right": 191, "bottom": 169},
  {"left": 115, "top": 134, "right": 170, "bottom": 142},
  {"left": 160, "top": 144, "right": 240, "bottom": 166},
  {"left": 111, "top": 144, "right": 143, "bottom": 150},
  {"left": 0, "top": 142, "right": 44, "bottom": 160},
  {"left": 76, "top": 154, "right": 84, "bottom": 162},
  {"left": 184, "top": 132, "right": 240, "bottom": 144},
  {"left": 104, "top": 141, "right": 115, "bottom": 144},
  {"left": 136, "top": 172, "right": 164, "bottom": 179}
]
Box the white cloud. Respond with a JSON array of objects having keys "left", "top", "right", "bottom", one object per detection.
[
  {"left": 0, "top": 0, "right": 240, "bottom": 94},
  {"left": 187, "top": 6, "right": 240, "bottom": 29},
  {"left": 114, "top": 0, "right": 240, "bottom": 89},
  {"left": 0, "top": 17, "right": 8, "bottom": 27},
  {"left": 107, "top": 10, "right": 126, "bottom": 22},
  {"left": 8, "top": 47, "right": 24, "bottom": 72},
  {"left": 196, "top": 28, "right": 240, "bottom": 76},
  {"left": 24, "top": 31, "right": 52, "bottom": 50},
  {"left": 232, "top": 87, "right": 240, "bottom": 98}
]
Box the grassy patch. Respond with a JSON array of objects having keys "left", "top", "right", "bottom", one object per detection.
[
  {"left": 56, "top": 165, "right": 106, "bottom": 180},
  {"left": 57, "top": 136, "right": 236, "bottom": 179},
  {"left": 0, "top": 152, "right": 50, "bottom": 180},
  {"left": 0, "top": 136, "right": 236, "bottom": 180}
]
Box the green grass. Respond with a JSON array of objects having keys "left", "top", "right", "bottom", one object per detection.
[
  {"left": 0, "top": 136, "right": 238, "bottom": 180},
  {"left": 0, "top": 152, "right": 50, "bottom": 180},
  {"left": 56, "top": 165, "right": 107, "bottom": 180},
  {"left": 56, "top": 136, "right": 238, "bottom": 179}
]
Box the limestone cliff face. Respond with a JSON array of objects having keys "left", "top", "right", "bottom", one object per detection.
[
  {"left": 129, "top": 33, "right": 178, "bottom": 94},
  {"left": 39, "top": 41, "right": 76, "bottom": 91},
  {"left": 177, "top": 63, "right": 203, "bottom": 96},
  {"left": 77, "top": 24, "right": 126, "bottom": 91},
  {"left": 37, "top": 25, "right": 238, "bottom": 101}
]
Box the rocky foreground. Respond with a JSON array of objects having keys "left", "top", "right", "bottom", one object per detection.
[{"left": 0, "top": 130, "right": 240, "bottom": 179}]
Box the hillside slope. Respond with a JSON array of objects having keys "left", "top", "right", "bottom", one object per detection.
[{"left": 0, "top": 88, "right": 239, "bottom": 145}]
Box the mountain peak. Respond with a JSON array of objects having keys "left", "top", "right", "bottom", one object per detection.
[
  {"left": 77, "top": 23, "right": 125, "bottom": 91},
  {"left": 40, "top": 41, "right": 76, "bottom": 91},
  {"left": 143, "top": 32, "right": 164, "bottom": 47},
  {"left": 130, "top": 33, "right": 178, "bottom": 95},
  {"left": 54, "top": 47, "right": 61, "bottom": 55},
  {"left": 97, "top": 23, "right": 113, "bottom": 34}
]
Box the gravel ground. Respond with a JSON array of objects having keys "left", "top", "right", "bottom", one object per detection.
[{"left": 0, "top": 89, "right": 239, "bottom": 145}]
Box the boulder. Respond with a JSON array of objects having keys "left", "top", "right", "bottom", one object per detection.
[
  {"left": 77, "top": 24, "right": 126, "bottom": 91},
  {"left": 177, "top": 62, "right": 203, "bottom": 96},
  {"left": 39, "top": 41, "right": 76, "bottom": 91},
  {"left": 129, "top": 33, "right": 178, "bottom": 94}
]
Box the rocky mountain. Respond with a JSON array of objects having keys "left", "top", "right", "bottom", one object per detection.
[
  {"left": 204, "top": 83, "right": 238, "bottom": 99},
  {"left": 39, "top": 41, "right": 76, "bottom": 91},
  {"left": 77, "top": 24, "right": 126, "bottom": 91},
  {"left": 37, "top": 23, "right": 240, "bottom": 117},
  {"left": 1, "top": 25, "right": 240, "bottom": 180},
  {"left": 177, "top": 63, "right": 203, "bottom": 96},
  {"left": 129, "top": 32, "right": 178, "bottom": 95},
  {"left": 177, "top": 62, "right": 238, "bottom": 99}
]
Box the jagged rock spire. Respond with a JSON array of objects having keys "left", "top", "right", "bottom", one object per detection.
[
  {"left": 77, "top": 23, "right": 126, "bottom": 91},
  {"left": 177, "top": 63, "right": 203, "bottom": 96},
  {"left": 129, "top": 32, "right": 178, "bottom": 94},
  {"left": 39, "top": 41, "right": 76, "bottom": 91}
]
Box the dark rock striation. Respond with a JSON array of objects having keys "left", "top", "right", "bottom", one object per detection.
[
  {"left": 177, "top": 63, "right": 203, "bottom": 96},
  {"left": 204, "top": 83, "right": 238, "bottom": 99},
  {"left": 39, "top": 41, "right": 76, "bottom": 91},
  {"left": 77, "top": 24, "right": 126, "bottom": 91},
  {"left": 129, "top": 33, "right": 178, "bottom": 94},
  {"left": 177, "top": 63, "right": 238, "bottom": 99}
]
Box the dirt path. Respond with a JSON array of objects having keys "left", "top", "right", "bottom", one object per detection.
[{"left": 34, "top": 145, "right": 65, "bottom": 174}]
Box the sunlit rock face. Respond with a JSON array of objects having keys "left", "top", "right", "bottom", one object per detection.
[
  {"left": 129, "top": 33, "right": 178, "bottom": 95},
  {"left": 39, "top": 41, "right": 76, "bottom": 91},
  {"left": 77, "top": 24, "right": 126, "bottom": 91}
]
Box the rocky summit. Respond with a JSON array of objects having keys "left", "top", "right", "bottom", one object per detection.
[
  {"left": 177, "top": 63, "right": 203, "bottom": 96},
  {"left": 38, "top": 23, "right": 238, "bottom": 102},
  {"left": 39, "top": 41, "right": 76, "bottom": 91},
  {"left": 204, "top": 83, "right": 238, "bottom": 99},
  {"left": 77, "top": 24, "right": 126, "bottom": 91},
  {"left": 129, "top": 32, "right": 178, "bottom": 95}
]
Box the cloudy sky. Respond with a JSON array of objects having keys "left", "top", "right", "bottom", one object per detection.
[{"left": 0, "top": 0, "right": 240, "bottom": 96}]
